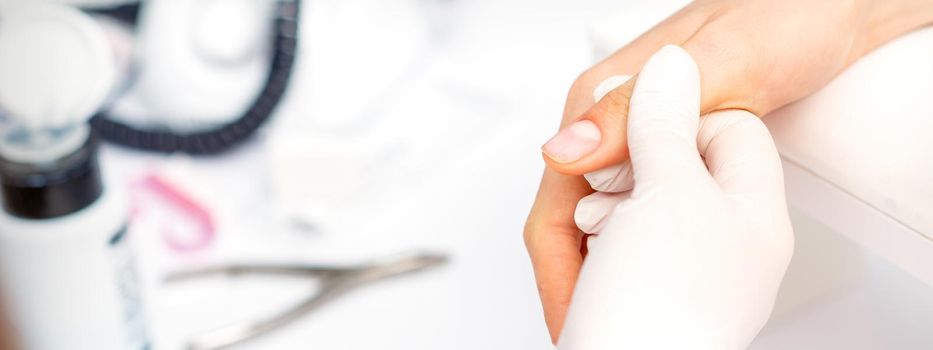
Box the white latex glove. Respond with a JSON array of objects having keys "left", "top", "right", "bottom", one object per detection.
[{"left": 558, "top": 45, "right": 794, "bottom": 350}]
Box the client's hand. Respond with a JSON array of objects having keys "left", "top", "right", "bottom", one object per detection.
[
  {"left": 558, "top": 45, "right": 793, "bottom": 350},
  {"left": 525, "top": 0, "right": 933, "bottom": 341}
]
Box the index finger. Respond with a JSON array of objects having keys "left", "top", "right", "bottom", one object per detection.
[{"left": 524, "top": 168, "right": 590, "bottom": 343}]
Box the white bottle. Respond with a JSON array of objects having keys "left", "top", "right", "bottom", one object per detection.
[
  {"left": 0, "top": 3, "right": 148, "bottom": 349},
  {"left": 0, "top": 131, "right": 149, "bottom": 350}
]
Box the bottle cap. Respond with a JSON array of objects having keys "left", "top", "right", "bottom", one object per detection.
[
  {"left": 0, "top": 2, "right": 115, "bottom": 131},
  {"left": 0, "top": 132, "right": 103, "bottom": 219}
]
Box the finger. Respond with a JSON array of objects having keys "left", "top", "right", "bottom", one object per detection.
[
  {"left": 696, "top": 109, "right": 785, "bottom": 204},
  {"left": 584, "top": 76, "right": 635, "bottom": 193},
  {"left": 542, "top": 3, "right": 709, "bottom": 174},
  {"left": 626, "top": 45, "right": 706, "bottom": 186},
  {"left": 574, "top": 191, "right": 631, "bottom": 234},
  {"left": 545, "top": 18, "right": 694, "bottom": 170},
  {"left": 524, "top": 169, "right": 590, "bottom": 343},
  {"left": 544, "top": 7, "right": 767, "bottom": 176},
  {"left": 561, "top": 1, "right": 713, "bottom": 119},
  {"left": 584, "top": 162, "right": 634, "bottom": 193}
]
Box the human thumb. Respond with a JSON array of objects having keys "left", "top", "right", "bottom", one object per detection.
[{"left": 625, "top": 45, "right": 706, "bottom": 186}]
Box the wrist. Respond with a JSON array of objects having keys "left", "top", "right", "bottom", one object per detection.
[{"left": 857, "top": 0, "right": 933, "bottom": 57}]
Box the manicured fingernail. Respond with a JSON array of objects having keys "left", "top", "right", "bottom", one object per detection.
[{"left": 542, "top": 120, "right": 601, "bottom": 163}]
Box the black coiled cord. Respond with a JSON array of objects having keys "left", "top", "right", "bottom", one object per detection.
[{"left": 90, "top": 0, "right": 300, "bottom": 155}]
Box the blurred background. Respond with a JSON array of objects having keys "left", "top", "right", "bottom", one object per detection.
[{"left": 0, "top": 0, "right": 931, "bottom": 349}]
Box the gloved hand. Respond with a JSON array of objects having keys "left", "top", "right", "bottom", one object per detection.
[
  {"left": 557, "top": 46, "right": 794, "bottom": 350},
  {"left": 525, "top": 1, "right": 933, "bottom": 341}
]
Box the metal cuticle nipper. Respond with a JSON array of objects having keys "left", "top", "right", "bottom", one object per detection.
[{"left": 165, "top": 252, "right": 448, "bottom": 350}]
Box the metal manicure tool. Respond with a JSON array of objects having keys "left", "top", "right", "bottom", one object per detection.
[{"left": 165, "top": 252, "right": 448, "bottom": 350}]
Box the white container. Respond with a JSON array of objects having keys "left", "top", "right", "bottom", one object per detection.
[
  {"left": 0, "top": 137, "right": 148, "bottom": 350},
  {"left": 0, "top": 3, "right": 148, "bottom": 348}
]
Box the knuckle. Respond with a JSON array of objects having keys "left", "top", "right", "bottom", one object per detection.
[
  {"left": 576, "top": 65, "right": 612, "bottom": 86},
  {"left": 602, "top": 83, "right": 633, "bottom": 110},
  {"left": 570, "top": 68, "right": 602, "bottom": 96},
  {"left": 523, "top": 220, "right": 541, "bottom": 249},
  {"left": 583, "top": 85, "right": 633, "bottom": 122}
]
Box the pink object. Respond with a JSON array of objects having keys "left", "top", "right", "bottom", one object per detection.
[{"left": 131, "top": 175, "right": 216, "bottom": 253}]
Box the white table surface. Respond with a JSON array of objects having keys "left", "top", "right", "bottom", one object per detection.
[{"left": 105, "top": 1, "right": 605, "bottom": 349}]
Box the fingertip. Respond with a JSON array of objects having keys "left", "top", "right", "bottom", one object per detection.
[
  {"left": 574, "top": 195, "right": 608, "bottom": 234},
  {"left": 583, "top": 165, "right": 620, "bottom": 190},
  {"left": 633, "top": 45, "right": 700, "bottom": 110},
  {"left": 542, "top": 120, "right": 602, "bottom": 165},
  {"left": 574, "top": 191, "right": 627, "bottom": 234},
  {"left": 696, "top": 109, "right": 764, "bottom": 155},
  {"left": 543, "top": 82, "right": 636, "bottom": 175},
  {"left": 698, "top": 109, "right": 784, "bottom": 200},
  {"left": 584, "top": 162, "right": 634, "bottom": 192}
]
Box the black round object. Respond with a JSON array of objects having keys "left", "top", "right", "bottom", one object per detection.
[
  {"left": 0, "top": 133, "right": 103, "bottom": 219},
  {"left": 90, "top": 0, "right": 301, "bottom": 155}
]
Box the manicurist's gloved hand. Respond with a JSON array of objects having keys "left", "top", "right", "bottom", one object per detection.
[
  {"left": 525, "top": 0, "right": 933, "bottom": 342},
  {"left": 557, "top": 45, "right": 793, "bottom": 350}
]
